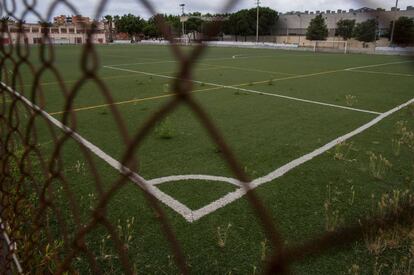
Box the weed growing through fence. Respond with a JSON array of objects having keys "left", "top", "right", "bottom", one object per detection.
[
  {"left": 391, "top": 138, "right": 403, "bottom": 156},
  {"left": 216, "top": 223, "right": 232, "bottom": 248},
  {"left": 334, "top": 141, "right": 357, "bottom": 162},
  {"left": 345, "top": 95, "right": 358, "bottom": 107},
  {"left": 324, "top": 183, "right": 343, "bottom": 232},
  {"left": 260, "top": 239, "right": 268, "bottom": 262},
  {"left": 367, "top": 152, "right": 392, "bottom": 180},
  {"left": 408, "top": 103, "right": 414, "bottom": 116},
  {"left": 394, "top": 121, "right": 414, "bottom": 152},
  {"left": 362, "top": 189, "right": 414, "bottom": 273}
]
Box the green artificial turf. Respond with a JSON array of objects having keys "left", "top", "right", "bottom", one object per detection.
[{"left": 1, "top": 44, "right": 414, "bottom": 274}]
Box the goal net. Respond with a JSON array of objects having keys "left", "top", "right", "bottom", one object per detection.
[
  {"left": 51, "top": 38, "right": 71, "bottom": 45},
  {"left": 313, "top": 40, "right": 348, "bottom": 54},
  {"left": 173, "top": 36, "right": 190, "bottom": 45}
]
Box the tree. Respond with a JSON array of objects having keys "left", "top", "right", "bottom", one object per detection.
[
  {"left": 257, "top": 7, "right": 278, "bottom": 35},
  {"left": 115, "top": 14, "right": 145, "bottom": 41},
  {"left": 306, "top": 15, "right": 328, "bottom": 40},
  {"left": 353, "top": 19, "right": 377, "bottom": 42},
  {"left": 164, "top": 15, "right": 181, "bottom": 35},
  {"left": 143, "top": 15, "right": 162, "bottom": 38},
  {"left": 104, "top": 15, "right": 114, "bottom": 42},
  {"left": 391, "top": 16, "right": 414, "bottom": 45},
  {"left": 223, "top": 8, "right": 278, "bottom": 41},
  {"left": 186, "top": 12, "right": 203, "bottom": 33},
  {"left": 336, "top": 19, "right": 355, "bottom": 40}
]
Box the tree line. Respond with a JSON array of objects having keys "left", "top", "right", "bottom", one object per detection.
[
  {"left": 306, "top": 14, "right": 414, "bottom": 45},
  {"left": 104, "top": 7, "right": 278, "bottom": 42}
]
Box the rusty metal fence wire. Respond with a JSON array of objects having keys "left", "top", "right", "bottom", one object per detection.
[{"left": 0, "top": 0, "right": 413, "bottom": 274}]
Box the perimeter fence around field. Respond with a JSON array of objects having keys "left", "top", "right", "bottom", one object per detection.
[{"left": 0, "top": 0, "right": 414, "bottom": 274}]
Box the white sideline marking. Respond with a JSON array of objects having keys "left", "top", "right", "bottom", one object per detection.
[
  {"left": 146, "top": 96, "right": 414, "bottom": 222},
  {"left": 0, "top": 81, "right": 194, "bottom": 222},
  {"left": 103, "top": 65, "right": 382, "bottom": 115},
  {"left": 2, "top": 58, "right": 413, "bottom": 224}
]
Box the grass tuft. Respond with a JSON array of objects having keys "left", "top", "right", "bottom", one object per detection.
[
  {"left": 367, "top": 152, "right": 392, "bottom": 180},
  {"left": 216, "top": 223, "right": 232, "bottom": 248},
  {"left": 345, "top": 94, "right": 358, "bottom": 107},
  {"left": 155, "top": 117, "right": 175, "bottom": 139}
]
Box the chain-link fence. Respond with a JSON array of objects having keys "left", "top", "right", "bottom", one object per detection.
[{"left": 0, "top": 0, "right": 413, "bottom": 274}]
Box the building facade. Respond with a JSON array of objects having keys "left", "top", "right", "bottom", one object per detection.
[
  {"left": 276, "top": 6, "right": 414, "bottom": 37},
  {"left": 1, "top": 19, "right": 106, "bottom": 45}
]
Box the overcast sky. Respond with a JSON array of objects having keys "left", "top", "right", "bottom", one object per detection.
[{"left": 5, "top": 0, "right": 413, "bottom": 22}]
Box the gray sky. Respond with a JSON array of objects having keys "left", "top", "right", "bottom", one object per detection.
[{"left": 6, "top": 0, "right": 414, "bottom": 22}]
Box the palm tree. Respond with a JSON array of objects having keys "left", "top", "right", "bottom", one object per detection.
[{"left": 104, "top": 15, "right": 114, "bottom": 42}]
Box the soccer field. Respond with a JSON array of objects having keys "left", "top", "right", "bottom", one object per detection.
[{"left": 2, "top": 44, "right": 414, "bottom": 273}]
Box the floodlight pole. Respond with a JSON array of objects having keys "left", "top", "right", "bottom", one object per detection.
[
  {"left": 180, "top": 4, "right": 185, "bottom": 37},
  {"left": 256, "top": 0, "right": 260, "bottom": 43},
  {"left": 390, "top": 0, "right": 399, "bottom": 45},
  {"left": 298, "top": 14, "right": 302, "bottom": 45}
]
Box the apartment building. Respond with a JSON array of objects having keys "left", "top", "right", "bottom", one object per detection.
[
  {"left": 1, "top": 20, "right": 106, "bottom": 45},
  {"left": 0, "top": 15, "right": 107, "bottom": 45}
]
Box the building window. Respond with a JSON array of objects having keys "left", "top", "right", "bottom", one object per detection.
[
  {"left": 60, "top": 28, "right": 67, "bottom": 33},
  {"left": 32, "top": 28, "right": 39, "bottom": 33},
  {"left": 9, "top": 28, "right": 19, "bottom": 33},
  {"left": 76, "top": 29, "right": 85, "bottom": 34},
  {"left": 33, "top": 38, "right": 42, "bottom": 44},
  {"left": 51, "top": 28, "right": 59, "bottom": 34},
  {"left": 76, "top": 37, "right": 82, "bottom": 44},
  {"left": 24, "top": 28, "right": 31, "bottom": 33},
  {"left": 41, "top": 28, "right": 49, "bottom": 34},
  {"left": 69, "top": 28, "right": 75, "bottom": 33}
]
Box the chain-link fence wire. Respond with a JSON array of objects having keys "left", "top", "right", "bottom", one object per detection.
[{"left": 0, "top": 0, "right": 413, "bottom": 273}]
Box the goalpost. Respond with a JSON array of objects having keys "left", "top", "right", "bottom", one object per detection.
[
  {"left": 313, "top": 40, "right": 348, "bottom": 54},
  {"left": 173, "top": 36, "right": 190, "bottom": 45}
]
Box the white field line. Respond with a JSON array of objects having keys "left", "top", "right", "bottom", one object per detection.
[
  {"left": 103, "top": 65, "right": 382, "bottom": 115},
  {"left": 0, "top": 81, "right": 194, "bottom": 222},
  {"left": 346, "top": 69, "right": 414, "bottom": 77},
  {"left": 0, "top": 216, "right": 23, "bottom": 273},
  {"left": 151, "top": 96, "right": 413, "bottom": 222},
  {"left": 2, "top": 81, "right": 413, "bottom": 223}
]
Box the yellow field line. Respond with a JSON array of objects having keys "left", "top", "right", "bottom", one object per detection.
[
  {"left": 51, "top": 67, "right": 345, "bottom": 116},
  {"left": 22, "top": 73, "right": 139, "bottom": 87},
  {"left": 346, "top": 69, "right": 414, "bottom": 77},
  {"left": 20, "top": 66, "right": 217, "bottom": 88},
  {"left": 200, "top": 63, "right": 297, "bottom": 76},
  {"left": 101, "top": 54, "right": 159, "bottom": 61},
  {"left": 49, "top": 86, "right": 223, "bottom": 116}
]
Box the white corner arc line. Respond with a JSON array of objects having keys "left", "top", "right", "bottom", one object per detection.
[
  {"left": 0, "top": 81, "right": 194, "bottom": 223},
  {"left": 188, "top": 96, "right": 414, "bottom": 221},
  {"left": 103, "top": 66, "right": 381, "bottom": 115},
  {"left": 148, "top": 175, "right": 242, "bottom": 187}
]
